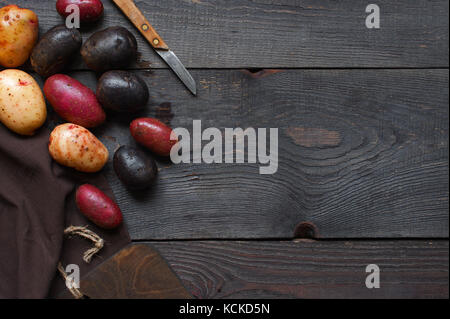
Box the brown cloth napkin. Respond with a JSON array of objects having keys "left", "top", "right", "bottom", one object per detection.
[{"left": 0, "top": 124, "right": 130, "bottom": 299}]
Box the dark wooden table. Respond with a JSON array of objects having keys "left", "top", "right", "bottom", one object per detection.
[{"left": 17, "top": 0, "right": 450, "bottom": 298}]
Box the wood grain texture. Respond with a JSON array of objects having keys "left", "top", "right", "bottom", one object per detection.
[
  {"left": 77, "top": 244, "right": 192, "bottom": 299},
  {"left": 112, "top": 0, "right": 170, "bottom": 50},
  {"left": 36, "top": 69, "right": 449, "bottom": 240},
  {"left": 10, "top": 0, "right": 449, "bottom": 68},
  {"left": 151, "top": 240, "right": 449, "bottom": 299}
]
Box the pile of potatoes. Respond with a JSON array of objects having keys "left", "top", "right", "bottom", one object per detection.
[{"left": 0, "top": 1, "right": 179, "bottom": 229}]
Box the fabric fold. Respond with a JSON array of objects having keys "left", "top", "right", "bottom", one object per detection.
[{"left": 1, "top": 125, "right": 69, "bottom": 298}]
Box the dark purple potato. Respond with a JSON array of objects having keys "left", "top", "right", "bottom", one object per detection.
[
  {"left": 113, "top": 146, "right": 157, "bottom": 190},
  {"left": 81, "top": 26, "right": 137, "bottom": 72},
  {"left": 97, "top": 71, "right": 149, "bottom": 113},
  {"left": 30, "top": 25, "right": 82, "bottom": 77}
]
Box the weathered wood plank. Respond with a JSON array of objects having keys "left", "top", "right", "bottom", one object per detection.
[
  {"left": 36, "top": 69, "right": 449, "bottom": 239},
  {"left": 150, "top": 240, "right": 449, "bottom": 299},
  {"left": 11, "top": 0, "right": 450, "bottom": 68}
]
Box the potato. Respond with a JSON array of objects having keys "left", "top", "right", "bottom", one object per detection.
[
  {"left": 113, "top": 146, "right": 157, "bottom": 190},
  {"left": 56, "top": 0, "right": 104, "bottom": 23},
  {"left": 97, "top": 71, "right": 149, "bottom": 113},
  {"left": 44, "top": 74, "right": 105, "bottom": 128},
  {"left": 0, "top": 5, "right": 39, "bottom": 68},
  {"left": 0, "top": 69, "right": 47, "bottom": 135},
  {"left": 49, "top": 123, "right": 109, "bottom": 173},
  {"left": 81, "top": 26, "right": 137, "bottom": 72},
  {"left": 31, "top": 25, "right": 82, "bottom": 78},
  {"left": 76, "top": 184, "right": 123, "bottom": 229},
  {"left": 130, "top": 118, "right": 177, "bottom": 156}
]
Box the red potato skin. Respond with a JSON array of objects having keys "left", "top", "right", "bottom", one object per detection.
[
  {"left": 44, "top": 74, "right": 105, "bottom": 128},
  {"left": 56, "top": 0, "right": 103, "bottom": 23},
  {"left": 76, "top": 184, "right": 123, "bottom": 229},
  {"left": 130, "top": 118, "right": 178, "bottom": 156}
]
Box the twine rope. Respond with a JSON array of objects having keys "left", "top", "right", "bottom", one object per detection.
[
  {"left": 64, "top": 226, "right": 104, "bottom": 263},
  {"left": 58, "top": 226, "right": 105, "bottom": 299},
  {"left": 57, "top": 262, "right": 84, "bottom": 299}
]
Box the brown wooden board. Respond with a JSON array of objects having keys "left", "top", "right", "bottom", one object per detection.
[
  {"left": 71, "top": 244, "right": 192, "bottom": 299},
  {"left": 34, "top": 68, "right": 449, "bottom": 240},
  {"left": 9, "top": 0, "right": 449, "bottom": 69},
  {"left": 151, "top": 240, "right": 449, "bottom": 299}
]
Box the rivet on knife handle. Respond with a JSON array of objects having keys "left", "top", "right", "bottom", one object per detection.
[
  {"left": 112, "top": 0, "right": 169, "bottom": 50},
  {"left": 113, "top": 0, "right": 197, "bottom": 95}
]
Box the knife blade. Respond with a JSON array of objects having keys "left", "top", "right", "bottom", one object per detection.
[
  {"left": 112, "top": 0, "right": 197, "bottom": 95},
  {"left": 155, "top": 50, "right": 197, "bottom": 96}
]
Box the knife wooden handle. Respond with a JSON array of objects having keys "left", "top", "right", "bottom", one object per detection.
[{"left": 113, "top": 0, "right": 169, "bottom": 50}]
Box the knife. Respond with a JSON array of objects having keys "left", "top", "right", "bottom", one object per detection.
[{"left": 112, "top": 0, "right": 197, "bottom": 95}]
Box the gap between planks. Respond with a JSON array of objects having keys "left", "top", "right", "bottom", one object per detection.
[{"left": 131, "top": 238, "right": 450, "bottom": 243}]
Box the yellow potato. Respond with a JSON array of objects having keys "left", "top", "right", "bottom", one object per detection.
[
  {"left": 0, "top": 5, "right": 39, "bottom": 68},
  {"left": 0, "top": 69, "right": 47, "bottom": 135},
  {"left": 49, "top": 123, "right": 109, "bottom": 173}
]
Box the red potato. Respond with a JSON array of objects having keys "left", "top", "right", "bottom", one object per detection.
[
  {"left": 130, "top": 118, "right": 178, "bottom": 156},
  {"left": 76, "top": 184, "right": 123, "bottom": 229},
  {"left": 44, "top": 74, "right": 105, "bottom": 128},
  {"left": 56, "top": 0, "right": 103, "bottom": 23}
]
